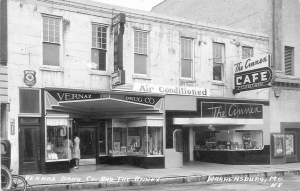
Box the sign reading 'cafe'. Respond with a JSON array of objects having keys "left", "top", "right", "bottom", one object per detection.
[{"left": 233, "top": 54, "right": 273, "bottom": 93}]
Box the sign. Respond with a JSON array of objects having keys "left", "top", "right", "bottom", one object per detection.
[
  {"left": 113, "top": 13, "right": 126, "bottom": 72},
  {"left": 10, "top": 118, "right": 15, "bottom": 135},
  {"left": 201, "top": 101, "right": 263, "bottom": 119},
  {"left": 124, "top": 95, "right": 161, "bottom": 105},
  {"left": 47, "top": 91, "right": 102, "bottom": 102},
  {"left": 112, "top": 83, "right": 210, "bottom": 97},
  {"left": 111, "top": 70, "right": 125, "bottom": 86},
  {"left": 23, "top": 70, "right": 36, "bottom": 87},
  {"left": 233, "top": 54, "right": 272, "bottom": 93}
]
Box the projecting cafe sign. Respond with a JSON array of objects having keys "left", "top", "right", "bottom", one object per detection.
[{"left": 233, "top": 54, "right": 272, "bottom": 93}]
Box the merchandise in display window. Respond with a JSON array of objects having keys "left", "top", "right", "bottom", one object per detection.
[
  {"left": 46, "top": 118, "right": 72, "bottom": 161},
  {"left": 194, "top": 130, "right": 263, "bottom": 151},
  {"left": 108, "top": 126, "right": 163, "bottom": 156}
]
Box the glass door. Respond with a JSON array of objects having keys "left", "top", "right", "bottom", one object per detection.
[
  {"left": 19, "top": 125, "right": 40, "bottom": 174},
  {"left": 77, "top": 123, "right": 96, "bottom": 165},
  {"left": 285, "top": 131, "right": 297, "bottom": 163}
]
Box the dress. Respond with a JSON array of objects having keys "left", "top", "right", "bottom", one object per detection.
[
  {"left": 73, "top": 137, "right": 81, "bottom": 159},
  {"left": 63, "top": 139, "right": 73, "bottom": 160}
]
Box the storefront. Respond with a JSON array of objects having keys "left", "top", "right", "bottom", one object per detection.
[
  {"left": 165, "top": 96, "right": 270, "bottom": 166},
  {"left": 18, "top": 88, "right": 165, "bottom": 174}
]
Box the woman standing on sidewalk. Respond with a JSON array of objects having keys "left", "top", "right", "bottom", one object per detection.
[{"left": 73, "top": 132, "right": 80, "bottom": 169}]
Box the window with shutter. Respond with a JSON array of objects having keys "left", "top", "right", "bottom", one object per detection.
[{"left": 284, "top": 46, "right": 294, "bottom": 76}]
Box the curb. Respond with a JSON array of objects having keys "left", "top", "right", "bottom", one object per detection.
[{"left": 29, "top": 170, "right": 300, "bottom": 191}]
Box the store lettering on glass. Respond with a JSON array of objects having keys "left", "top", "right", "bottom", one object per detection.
[
  {"left": 228, "top": 104, "right": 262, "bottom": 117},
  {"left": 202, "top": 102, "right": 263, "bottom": 119},
  {"left": 207, "top": 106, "right": 226, "bottom": 118}
]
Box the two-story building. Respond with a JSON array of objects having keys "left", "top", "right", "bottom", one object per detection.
[
  {"left": 4, "top": 0, "right": 270, "bottom": 175},
  {"left": 153, "top": 0, "right": 300, "bottom": 166}
]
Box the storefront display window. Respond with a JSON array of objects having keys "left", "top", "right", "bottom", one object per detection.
[
  {"left": 194, "top": 130, "right": 263, "bottom": 151},
  {"left": 112, "top": 127, "right": 127, "bottom": 155},
  {"left": 108, "top": 125, "right": 163, "bottom": 156},
  {"left": 46, "top": 118, "right": 72, "bottom": 161}
]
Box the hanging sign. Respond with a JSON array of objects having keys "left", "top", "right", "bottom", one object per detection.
[
  {"left": 233, "top": 54, "right": 272, "bottom": 93},
  {"left": 23, "top": 70, "right": 36, "bottom": 87},
  {"left": 112, "top": 13, "right": 126, "bottom": 86}
]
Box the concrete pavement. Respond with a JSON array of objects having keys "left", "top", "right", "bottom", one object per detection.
[{"left": 20, "top": 161, "right": 300, "bottom": 191}]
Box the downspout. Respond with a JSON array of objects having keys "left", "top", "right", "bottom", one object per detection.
[{"left": 272, "top": 0, "right": 276, "bottom": 84}]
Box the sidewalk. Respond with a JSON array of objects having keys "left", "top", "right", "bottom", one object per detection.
[{"left": 22, "top": 161, "right": 300, "bottom": 191}]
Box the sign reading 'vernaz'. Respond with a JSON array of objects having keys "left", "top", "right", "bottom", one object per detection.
[{"left": 233, "top": 54, "right": 272, "bottom": 93}]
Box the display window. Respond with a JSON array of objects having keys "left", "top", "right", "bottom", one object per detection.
[
  {"left": 108, "top": 125, "right": 163, "bottom": 156},
  {"left": 194, "top": 130, "right": 263, "bottom": 151},
  {"left": 46, "top": 118, "right": 72, "bottom": 161}
]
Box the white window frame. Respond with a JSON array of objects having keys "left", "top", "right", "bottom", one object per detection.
[
  {"left": 91, "top": 23, "right": 108, "bottom": 71},
  {"left": 213, "top": 42, "right": 225, "bottom": 82},
  {"left": 134, "top": 30, "right": 149, "bottom": 75},
  {"left": 42, "top": 14, "right": 62, "bottom": 67},
  {"left": 180, "top": 37, "right": 194, "bottom": 79}
]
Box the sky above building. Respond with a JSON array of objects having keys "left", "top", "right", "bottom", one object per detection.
[{"left": 92, "top": 0, "right": 164, "bottom": 11}]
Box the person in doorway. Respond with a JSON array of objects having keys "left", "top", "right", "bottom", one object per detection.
[{"left": 73, "top": 132, "right": 80, "bottom": 169}]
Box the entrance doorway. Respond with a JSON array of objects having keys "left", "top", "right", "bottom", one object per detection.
[
  {"left": 285, "top": 129, "right": 298, "bottom": 163},
  {"left": 183, "top": 128, "right": 189, "bottom": 162},
  {"left": 77, "top": 124, "right": 96, "bottom": 165},
  {"left": 19, "top": 118, "right": 41, "bottom": 175}
]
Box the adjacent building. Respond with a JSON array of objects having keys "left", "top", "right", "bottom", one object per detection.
[
  {"left": 153, "top": 0, "right": 300, "bottom": 165},
  {"left": 2, "top": 0, "right": 273, "bottom": 175}
]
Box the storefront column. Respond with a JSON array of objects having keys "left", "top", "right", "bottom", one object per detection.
[
  {"left": 41, "top": 89, "right": 46, "bottom": 174},
  {"left": 189, "top": 127, "right": 194, "bottom": 161}
]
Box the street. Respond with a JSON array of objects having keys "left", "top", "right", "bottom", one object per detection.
[{"left": 68, "top": 175, "right": 300, "bottom": 191}]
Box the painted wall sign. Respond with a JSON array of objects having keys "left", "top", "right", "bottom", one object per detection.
[
  {"left": 23, "top": 70, "right": 36, "bottom": 87},
  {"left": 201, "top": 101, "right": 263, "bottom": 119},
  {"left": 233, "top": 54, "right": 272, "bottom": 93},
  {"left": 124, "top": 95, "right": 161, "bottom": 105},
  {"left": 111, "top": 83, "right": 210, "bottom": 97},
  {"left": 47, "top": 91, "right": 102, "bottom": 102}
]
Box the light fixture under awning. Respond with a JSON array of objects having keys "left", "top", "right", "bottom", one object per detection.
[{"left": 173, "top": 118, "right": 263, "bottom": 126}]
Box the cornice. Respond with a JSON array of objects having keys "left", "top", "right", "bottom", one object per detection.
[{"left": 28, "top": 0, "right": 269, "bottom": 41}]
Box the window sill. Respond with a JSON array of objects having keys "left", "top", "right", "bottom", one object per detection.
[
  {"left": 275, "top": 74, "right": 300, "bottom": 84},
  {"left": 40, "top": 66, "right": 63, "bottom": 72},
  {"left": 212, "top": 81, "right": 225, "bottom": 86},
  {"left": 88, "top": 70, "right": 111, "bottom": 76},
  {"left": 132, "top": 74, "right": 151, "bottom": 80},
  {"left": 180, "top": 78, "right": 196, "bottom": 83}
]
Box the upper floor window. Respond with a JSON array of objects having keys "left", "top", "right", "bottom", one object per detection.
[
  {"left": 181, "top": 38, "right": 193, "bottom": 79},
  {"left": 242, "top": 46, "right": 253, "bottom": 59},
  {"left": 284, "top": 46, "right": 294, "bottom": 76},
  {"left": 43, "top": 15, "right": 61, "bottom": 66},
  {"left": 134, "top": 31, "right": 148, "bottom": 74},
  {"left": 213, "top": 43, "right": 225, "bottom": 81},
  {"left": 91, "top": 24, "right": 107, "bottom": 71}
]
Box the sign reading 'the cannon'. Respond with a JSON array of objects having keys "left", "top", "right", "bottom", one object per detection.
[{"left": 233, "top": 54, "right": 272, "bottom": 93}]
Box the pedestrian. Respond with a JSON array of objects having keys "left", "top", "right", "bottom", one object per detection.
[{"left": 73, "top": 132, "right": 80, "bottom": 169}]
